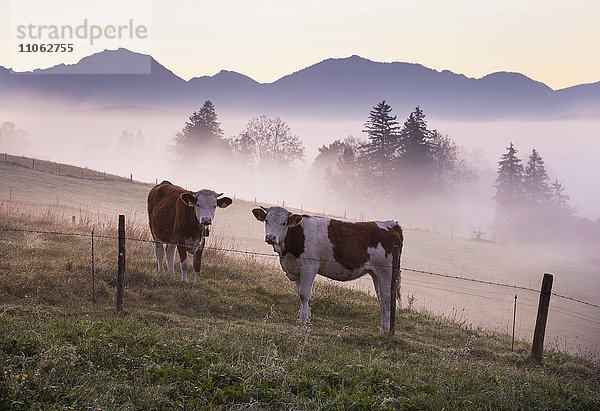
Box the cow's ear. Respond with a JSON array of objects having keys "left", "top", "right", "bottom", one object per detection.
[
  {"left": 180, "top": 193, "right": 196, "bottom": 207},
  {"left": 217, "top": 197, "right": 233, "bottom": 208},
  {"left": 252, "top": 208, "right": 267, "bottom": 222},
  {"left": 288, "top": 214, "right": 303, "bottom": 227}
]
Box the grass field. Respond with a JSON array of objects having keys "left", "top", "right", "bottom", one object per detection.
[
  {"left": 1, "top": 203, "right": 599, "bottom": 409},
  {"left": 1, "top": 159, "right": 599, "bottom": 358}
]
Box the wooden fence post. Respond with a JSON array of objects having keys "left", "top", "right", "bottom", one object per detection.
[
  {"left": 91, "top": 230, "right": 96, "bottom": 308},
  {"left": 532, "top": 273, "right": 553, "bottom": 362},
  {"left": 117, "top": 214, "right": 126, "bottom": 313},
  {"left": 512, "top": 294, "right": 517, "bottom": 350},
  {"left": 389, "top": 245, "right": 401, "bottom": 335}
]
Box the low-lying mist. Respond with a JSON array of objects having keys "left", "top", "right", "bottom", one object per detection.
[{"left": 2, "top": 98, "right": 599, "bottom": 260}]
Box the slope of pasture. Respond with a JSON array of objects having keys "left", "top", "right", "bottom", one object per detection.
[
  {"left": 0, "top": 161, "right": 269, "bottom": 253},
  {"left": 1, "top": 210, "right": 598, "bottom": 409},
  {"left": 1, "top": 160, "right": 599, "bottom": 357}
]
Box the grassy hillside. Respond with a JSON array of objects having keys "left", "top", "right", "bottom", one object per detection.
[
  {"left": 1, "top": 159, "right": 599, "bottom": 357},
  {"left": 1, "top": 208, "right": 599, "bottom": 409}
]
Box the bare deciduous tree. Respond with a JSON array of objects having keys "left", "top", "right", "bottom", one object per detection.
[{"left": 229, "top": 115, "right": 304, "bottom": 168}]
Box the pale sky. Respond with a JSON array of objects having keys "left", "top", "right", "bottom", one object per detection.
[{"left": 1, "top": 0, "right": 599, "bottom": 89}]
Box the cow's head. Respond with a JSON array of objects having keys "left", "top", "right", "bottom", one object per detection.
[
  {"left": 180, "top": 189, "right": 232, "bottom": 236},
  {"left": 252, "top": 206, "right": 303, "bottom": 248}
]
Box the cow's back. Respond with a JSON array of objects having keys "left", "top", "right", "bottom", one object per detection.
[
  {"left": 327, "top": 219, "right": 403, "bottom": 270},
  {"left": 148, "top": 181, "right": 187, "bottom": 242}
]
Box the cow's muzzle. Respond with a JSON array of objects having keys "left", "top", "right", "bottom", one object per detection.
[
  {"left": 265, "top": 234, "right": 277, "bottom": 245},
  {"left": 201, "top": 218, "right": 211, "bottom": 237}
]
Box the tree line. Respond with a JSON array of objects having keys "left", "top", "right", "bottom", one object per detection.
[
  {"left": 492, "top": 142, "right": 589, "bottom": 245},
  {"left": 173, "top": 100, "right": 474, "bottom": 194},
  {"left": 173, "top": 101, "right": 304, "bottom": 168},
  {"left": 313, "top": 101, "right": 476, "bottom": 201},
  {"left": 172, "top": 100, "right": 598, "bottom": 250}
]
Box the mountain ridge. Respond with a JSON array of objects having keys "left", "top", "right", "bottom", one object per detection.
[{"left": 2, "top": 48, "right": 599, "bottom": 120}]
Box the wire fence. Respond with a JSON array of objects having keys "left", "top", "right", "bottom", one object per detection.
[
  {"left": 1, "top": 225, "right": 599, "bottom": 314},
  {"left": 2, "top": 220, "right": 600, "bottom": 364},
  {"left": 1, "top": 152, "right": 135, "bottom": 182},
  {"left": 2, "top": 222, "right": 599, "bottom": 362}
]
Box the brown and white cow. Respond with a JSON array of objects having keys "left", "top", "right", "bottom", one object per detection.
[
  {"left": 148, "top": 181, "right": 232, "bottom": 282},
  {"left": 252, "top": 206, "right": 403, "bottom": 333}
]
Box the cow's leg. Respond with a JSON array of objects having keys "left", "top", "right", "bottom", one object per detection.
[
  {"left": 193, "top": 238, "right": 205, "bottom": 281},
  {"left": 295, "top": 269, "right": 317, "bottom": 327},
  {"left": 177, "top": 245, "right": 190, "bottom": 282},
  {"left": 154, "top": 242, "right": 165, "bottom": 272},
  {"left": 165, "top": 244, "right": 176, "bottom": 275},
  {"left": 374, "top": 267, "right": 393, "bottom": 334}
]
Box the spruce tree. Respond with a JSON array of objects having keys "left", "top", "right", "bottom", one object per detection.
[
  {"left": 549, "top": 178, "right": 575, "bottom": 228},
  {"left": 395, "top": 106, "right": 435, "bottom": 192},
  {"left": 524, "top": 148, "right": 551, "bottom": 205},
  {"left": 550, "top": 178, "right": 571, "bottom": 210},
  {"left": 359, "top": 100, "right": 400, "bottom": 194},
  {"left": 494, "top": 142, "right": 525, "bottom": 207},
  {"left": 493, "top": 142, "right": 526, "bottom": 241},
  {"left": 398, "top": 106, "right": 433, "bottom": 163},
  {"left": 174, "top": 100, "right": 226, "bottom": 160}
]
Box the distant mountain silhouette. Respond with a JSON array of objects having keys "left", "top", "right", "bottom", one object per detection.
[{"left": 1, "top": 48, "right": 599, "bottom": 120}]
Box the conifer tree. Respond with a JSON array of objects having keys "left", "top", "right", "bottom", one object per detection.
[
  {"left": 395, "top": 106, "right": 435, "bottom": 192},
  {"left": 550, "top": 178, "right": 571, "bottom": 210},
  {"left": 494, "top": 142, "right": 525, "bottom": 207},
  {"left": 398, "top": 106, "right": 433, "bottom": 164},
  {"left": 524, "top": 148, "right": 551, "bottom": 205},
  {"left": 549, "top": 178, "right": 575, "bottom": 227},
  {"left": 174, "top": 100, "right": 226, "bottom": 160},
  {"left": 493, "top": 142, "right": 526, "bottom": 241},
  {"left": 359, "top": 100, "right": 400, "bottom": 193}
]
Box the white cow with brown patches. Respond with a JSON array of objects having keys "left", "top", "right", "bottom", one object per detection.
[{"left": 253, "top": 206, "right": 404, "bottom": 333}]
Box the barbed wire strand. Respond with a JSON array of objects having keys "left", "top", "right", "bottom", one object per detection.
[
  {"left": 1, "top": 225, "right": 599, "bottom": 310},
  {"left": 402, "top": 276, "right": 512, "bottom": 296},
  {"left": 404, "top": 280, "right": 600, "bottom": 326},
  {"left": 519, "top": 295, "right": 600, "bottom": 323},
  {"left": 402, "top": 278, "right": 600, "bottom": 325}
]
